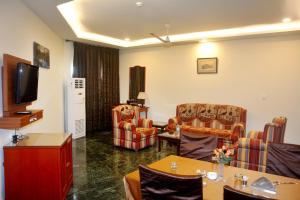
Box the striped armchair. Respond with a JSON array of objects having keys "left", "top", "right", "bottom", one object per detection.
[
  {"left": 230, "top": 116, "right": 287, "bottom": 172},
  {"left": 112, "top": 105, "right": 157, "bottom": 151}
]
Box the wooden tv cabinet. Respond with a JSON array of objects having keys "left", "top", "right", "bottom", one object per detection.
[
  {"left": 3, "top": 133, "right": 73, "bottom": 200},
  {"left": 0, "top": 109, "right": 43, "bottom": 129},
  {"left": 0, "top": 54, "right": 43, "bottom": 129}
]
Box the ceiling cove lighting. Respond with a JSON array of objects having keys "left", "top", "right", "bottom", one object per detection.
[
  {"left": 282, "top": 18, "right": 291, "bottom": 23},
  {"left": 57, "top": 2, "right": 300, "bottom": 48}
]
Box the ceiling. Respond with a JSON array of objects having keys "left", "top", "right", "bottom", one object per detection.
[{"left": 22, "top": 0, "right": 300, "bottom": 48}]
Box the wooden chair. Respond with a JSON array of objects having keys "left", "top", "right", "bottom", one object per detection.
[
  {"left": 139, "top": 164, "right": 203, "bottom": 200},
  {"left": 266, "top": 142, "right": 300, "bottom": 179},
  {"left": 180, "top": 131, "right": 217, "bottom": 161},
  {"left": 224, "top": 185, "right": 276, "bottom": 200}
]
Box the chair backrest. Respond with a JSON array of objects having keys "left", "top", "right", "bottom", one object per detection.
[
  {"left": 263, "top": 116, "right": 287, "bottom": 143},
  {"left": 139, "top": 164, "right": 203, "bottom": 200},
  {"left": 180, "top": 131, "right": 217, "bottom": 161},
  {"left": 266, "top": 142, "right": 300, "bottom": 179},
  {"left": 272, "top": 116, "right": 287, "bottom": 143},
  {"left": 112, "top": 105, "right": 139, "bottom": 126},
  {"left": 223, "top": 185, "right": 276, "bottom": 200}
]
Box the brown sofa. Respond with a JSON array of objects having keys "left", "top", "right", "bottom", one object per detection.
[{"left": 167, "top": 103, "right": 247, "bottom": 147}]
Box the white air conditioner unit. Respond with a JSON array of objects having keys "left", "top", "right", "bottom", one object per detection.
[{"left": 66, "top": 78, "right": 86, "bottom": 139}]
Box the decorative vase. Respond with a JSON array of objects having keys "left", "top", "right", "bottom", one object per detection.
[{"left": 218, "top": 162, "right": 224, "bottom": 179}]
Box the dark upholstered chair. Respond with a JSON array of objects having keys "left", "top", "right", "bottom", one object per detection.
[
  {"left": 224, "top": 185, "right": 276, "bottom": 200},
  {"left": 266, "top": 142, "right": 300, "bottom": 179},
  {"left": 180, "top": 131, "right": 217, "bottom": 161},
  {"left": 139, "top": 164, "right": 203, "bottom": 200}
]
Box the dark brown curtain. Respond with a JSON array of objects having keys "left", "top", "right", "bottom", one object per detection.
[
  {"left": 129, "top": 66, "right": 145, "bottom": 103},
  {"left": 73, "top": 42, "right": 119, "bottom": 132}
]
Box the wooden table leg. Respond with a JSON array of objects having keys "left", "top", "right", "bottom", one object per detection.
[
  {"left": 177, "top": 142, "right": 180, "bottom": 155},
  {"left": 158, "top": 138, "right": 161, "bottom": 152}
]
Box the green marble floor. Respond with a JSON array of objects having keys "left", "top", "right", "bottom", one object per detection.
[{"left": 67, "top": 132, "right": 176, "bottom": 200}]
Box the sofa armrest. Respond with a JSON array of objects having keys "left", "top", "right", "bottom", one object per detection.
[
  {"left": 137, "top": 118, "right": 153, "bottom": 128},
  {"left": 116, "top": 121, "right": 136, "bottom": 131},
  {"left": 230, "top": 123, "right": 245, "bottom": 143},
  {"left": 167, "top": 117, "right": 180, "bottom": 131}
]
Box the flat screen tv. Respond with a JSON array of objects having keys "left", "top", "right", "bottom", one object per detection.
[{"left": 15, "top": 63, "right": 39, "bottom": 104}]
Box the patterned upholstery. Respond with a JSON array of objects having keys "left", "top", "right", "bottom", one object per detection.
[
  {"left": 230, "top": 116, "right": 287, "bottom": 172},
  {"left": 167, "top": 103, "right": 247, "bottom": 147},
  {"left": 112, "top": 105, "right": 157, "bottom": 151}
]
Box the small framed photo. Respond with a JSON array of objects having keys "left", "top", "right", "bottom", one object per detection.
[
  {"left": 33, "top": 42, "right": 50, "bottom": 69},
  {"left": 197, "top": 57, "right": 218, "bottom": 74}
]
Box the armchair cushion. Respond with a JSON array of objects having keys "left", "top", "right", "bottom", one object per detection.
[{"left": 117, "top": 121, "right": 135, "bottom": 131}]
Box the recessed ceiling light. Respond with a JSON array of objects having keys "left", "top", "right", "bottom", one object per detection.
[
  {"left": 282, "top": 18, "right": 291, "bottom": 23},
  {"left": 125, "top": 38, "right": 130, "bottom": 41},
  {"left": 136, "top": 2, "right": 143, "bottom": 7}
]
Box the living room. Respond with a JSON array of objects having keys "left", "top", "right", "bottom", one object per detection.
[{"left": 0, "top": 0, "right": 300, "bottom": 200}]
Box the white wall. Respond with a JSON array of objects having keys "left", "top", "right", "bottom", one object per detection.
[
  {"left": 0, "top": 0, "right": 68, "bottom": 199},
  {"left": 120, "top": 34, "right": 300, "bottom": 145}
]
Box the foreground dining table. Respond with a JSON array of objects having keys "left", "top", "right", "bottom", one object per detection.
[{"left": 124, "top": 155, "right": 300, "bottom": 200}]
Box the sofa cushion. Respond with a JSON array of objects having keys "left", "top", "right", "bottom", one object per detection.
[
  {"left": 217, "top": 105, "right": 243, "bottom": 125},
  {"left": 196, "top": 104, "right": 218, "bottom": 122},
  {"left": 186, "top": 127, "right": 232, "bottom": 139},
  {"left": 177, "top": 103, "right": 198, "bottom": 122}
]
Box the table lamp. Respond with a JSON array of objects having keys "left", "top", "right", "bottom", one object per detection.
[{"left": 137, "top": 92, "right": 146, "bottom": 107}]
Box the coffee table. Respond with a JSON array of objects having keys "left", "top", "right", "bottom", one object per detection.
[{"left": 158, "top": 131, "right": 180, "bottom": 155}]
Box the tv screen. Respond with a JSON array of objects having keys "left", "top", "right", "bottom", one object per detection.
[{"left": 15, "top": 63, "right": 39, "bottom": 104}]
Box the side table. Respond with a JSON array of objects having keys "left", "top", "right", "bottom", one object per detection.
[
  {"left": 152, "top": 121, "right": 168, "bottom": 133},
  {"left": 158, "top": 132, "right": 180, "bottom": 155},
  {"left": 137, "top": 106, "right": 148, "bottom": 118}
]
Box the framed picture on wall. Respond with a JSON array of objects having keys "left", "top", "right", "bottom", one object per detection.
[
  {"left": 197, "top": 57, "right": 218, "bottom": 74},
  {"left": 33, "top": 42, "right": 50, "bottom": 69}
]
